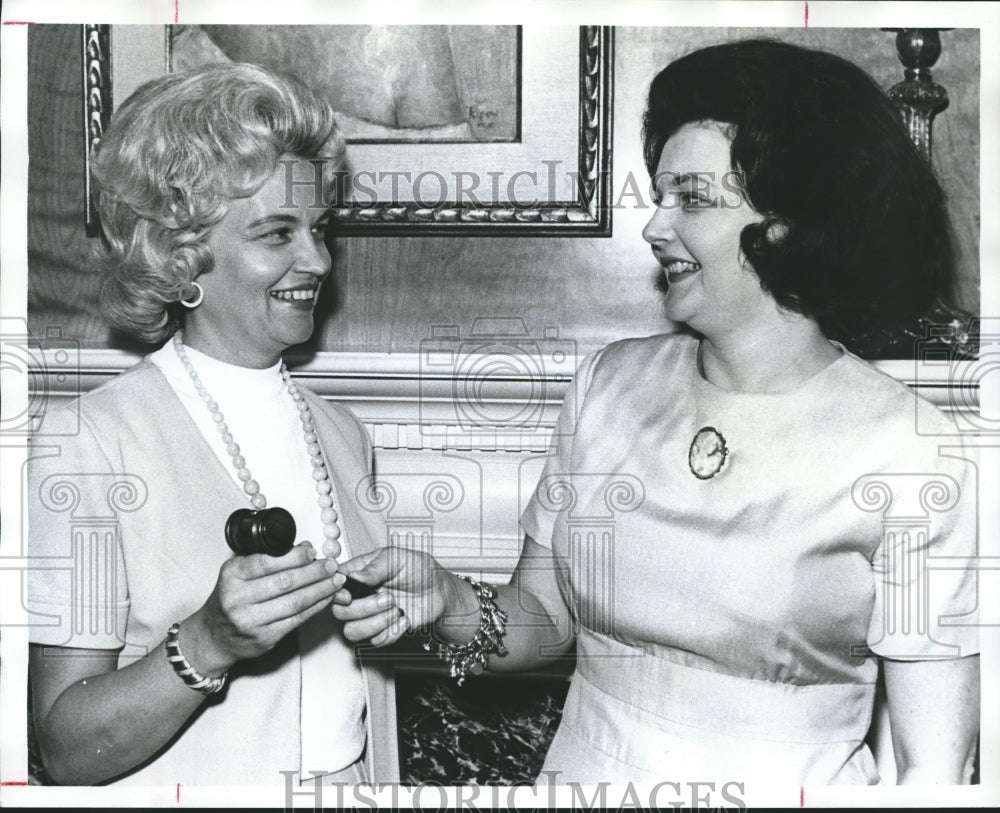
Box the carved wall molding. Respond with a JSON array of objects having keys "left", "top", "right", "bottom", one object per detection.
[
  {"left": 29, "top": 347, "right": 980, "bottom": 430},
  {"left": 25, "top": 348, "right": 983, "bottom": 577}
]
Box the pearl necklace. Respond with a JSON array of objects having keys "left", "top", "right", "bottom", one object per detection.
[{"left": 172, "top": 332, "right": 343, "bottom": 558}]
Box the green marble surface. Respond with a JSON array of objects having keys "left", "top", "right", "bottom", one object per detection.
[{"left": 396, "top": 671, "right": 569, "bottom": 785}]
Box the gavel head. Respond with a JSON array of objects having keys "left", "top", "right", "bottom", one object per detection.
[{"left": 225, "top": 507, "right": 296, "bottom": 556}]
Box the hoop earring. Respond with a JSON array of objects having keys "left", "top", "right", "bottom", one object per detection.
[{"left": 180, "top": 281, "right": 204, "bottom": 309}]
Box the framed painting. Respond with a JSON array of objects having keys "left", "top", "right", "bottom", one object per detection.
[{"left": 83, "top": 24, "right": 613, "bottom": 237}]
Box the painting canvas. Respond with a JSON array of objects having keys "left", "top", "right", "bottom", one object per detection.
[
  {"left": 169, "top": 25, "right": 521, "bottom": 143},
  {"left": 94, "top": 24, "right": 612, "bottom": 235}
]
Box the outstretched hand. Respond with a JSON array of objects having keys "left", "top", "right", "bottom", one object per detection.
[{"left": 332, "top": 547, "right": 455, "bottom": 647}]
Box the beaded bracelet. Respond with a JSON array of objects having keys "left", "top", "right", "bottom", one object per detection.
[
  {"left": 423, "top": 575, "right": 508, "bottom": 685},
  {"left": 165, "top": 623, "right": 228, "bottom": 695}
]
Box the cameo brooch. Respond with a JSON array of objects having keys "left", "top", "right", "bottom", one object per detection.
[{"left": 688, "top": 426, "right": 729, "bottom": 479}]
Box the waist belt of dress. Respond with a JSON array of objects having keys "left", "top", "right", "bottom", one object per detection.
[{"left": 575, "top": 631, "right": 875, "bottom": 745}]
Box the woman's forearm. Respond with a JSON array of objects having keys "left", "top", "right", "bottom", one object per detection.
[
  {"left": 430, "top": 573, "right": 573, "bottom": 673},
  {"left": 34, "top": 546, "right": 345, "bottom": 785},
  {"left": 883, "top": 655, "right": 980, "bottom": 785},
  {"left": 32, "top": 613, "right": 233, "bottom": 785}
]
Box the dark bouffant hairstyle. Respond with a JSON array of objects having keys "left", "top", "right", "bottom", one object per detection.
[{"left": 643, "top": 38, "right": 953, "bottom": 341}]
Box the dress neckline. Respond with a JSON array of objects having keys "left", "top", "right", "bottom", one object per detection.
[
  {"left": 151, "top": 337, "right": 287, "bottom": 401},
  {"left": 689, "top": 337, "right": 847, "bottom": 397}
]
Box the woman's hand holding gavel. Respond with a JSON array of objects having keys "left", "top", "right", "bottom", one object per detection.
[
  {"left": 177, "top": 506, "right": 384, "bottom": 687},
  {"left": 226, "top": 506, "right": 376, "bottom": 597},
  {"left": 179, "top": 538, "right": 345, "bottom": 676}
]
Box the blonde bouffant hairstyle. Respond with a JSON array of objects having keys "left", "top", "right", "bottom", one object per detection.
[{"left": 93, "top": 62, "right": 346, "bottom": 344}]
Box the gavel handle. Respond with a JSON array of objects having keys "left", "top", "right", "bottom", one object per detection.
[{"left": 342, "top": 574, "right": 376, "bottom": 599}]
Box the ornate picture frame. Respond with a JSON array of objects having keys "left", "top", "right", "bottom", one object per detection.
[{"left": 83, "top": 24, "right": 613, "bottom": 237}]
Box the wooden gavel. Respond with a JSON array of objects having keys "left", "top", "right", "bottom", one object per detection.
[{"left": 225, "top": 507, "right": 375, "bottom": 597}]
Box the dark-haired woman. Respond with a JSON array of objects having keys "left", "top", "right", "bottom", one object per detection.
[{"left": 332, "top": 39, "right": 980, "bottom": 786}]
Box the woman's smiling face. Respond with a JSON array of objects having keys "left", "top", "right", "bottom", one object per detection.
[
  {"left": 183, "top": 155, "right": 332, "bottom": 367},
  {"left": 643, "top": 122, "right": 774, "bottom": 339}
]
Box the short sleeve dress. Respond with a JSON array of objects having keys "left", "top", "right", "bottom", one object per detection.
[
  {"left": 521, "top": 333, "right": 979, "bottom": 786},
  {"left": 27, "top": 353, "right": 399, "bottom": 785}
]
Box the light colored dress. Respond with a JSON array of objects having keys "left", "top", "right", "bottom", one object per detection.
[
  {"left": 521, "top": 332, "right": 979, "bottom": 786},
  {"left": 28, "top": 354, "right": 399, "bottom": 785}
]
